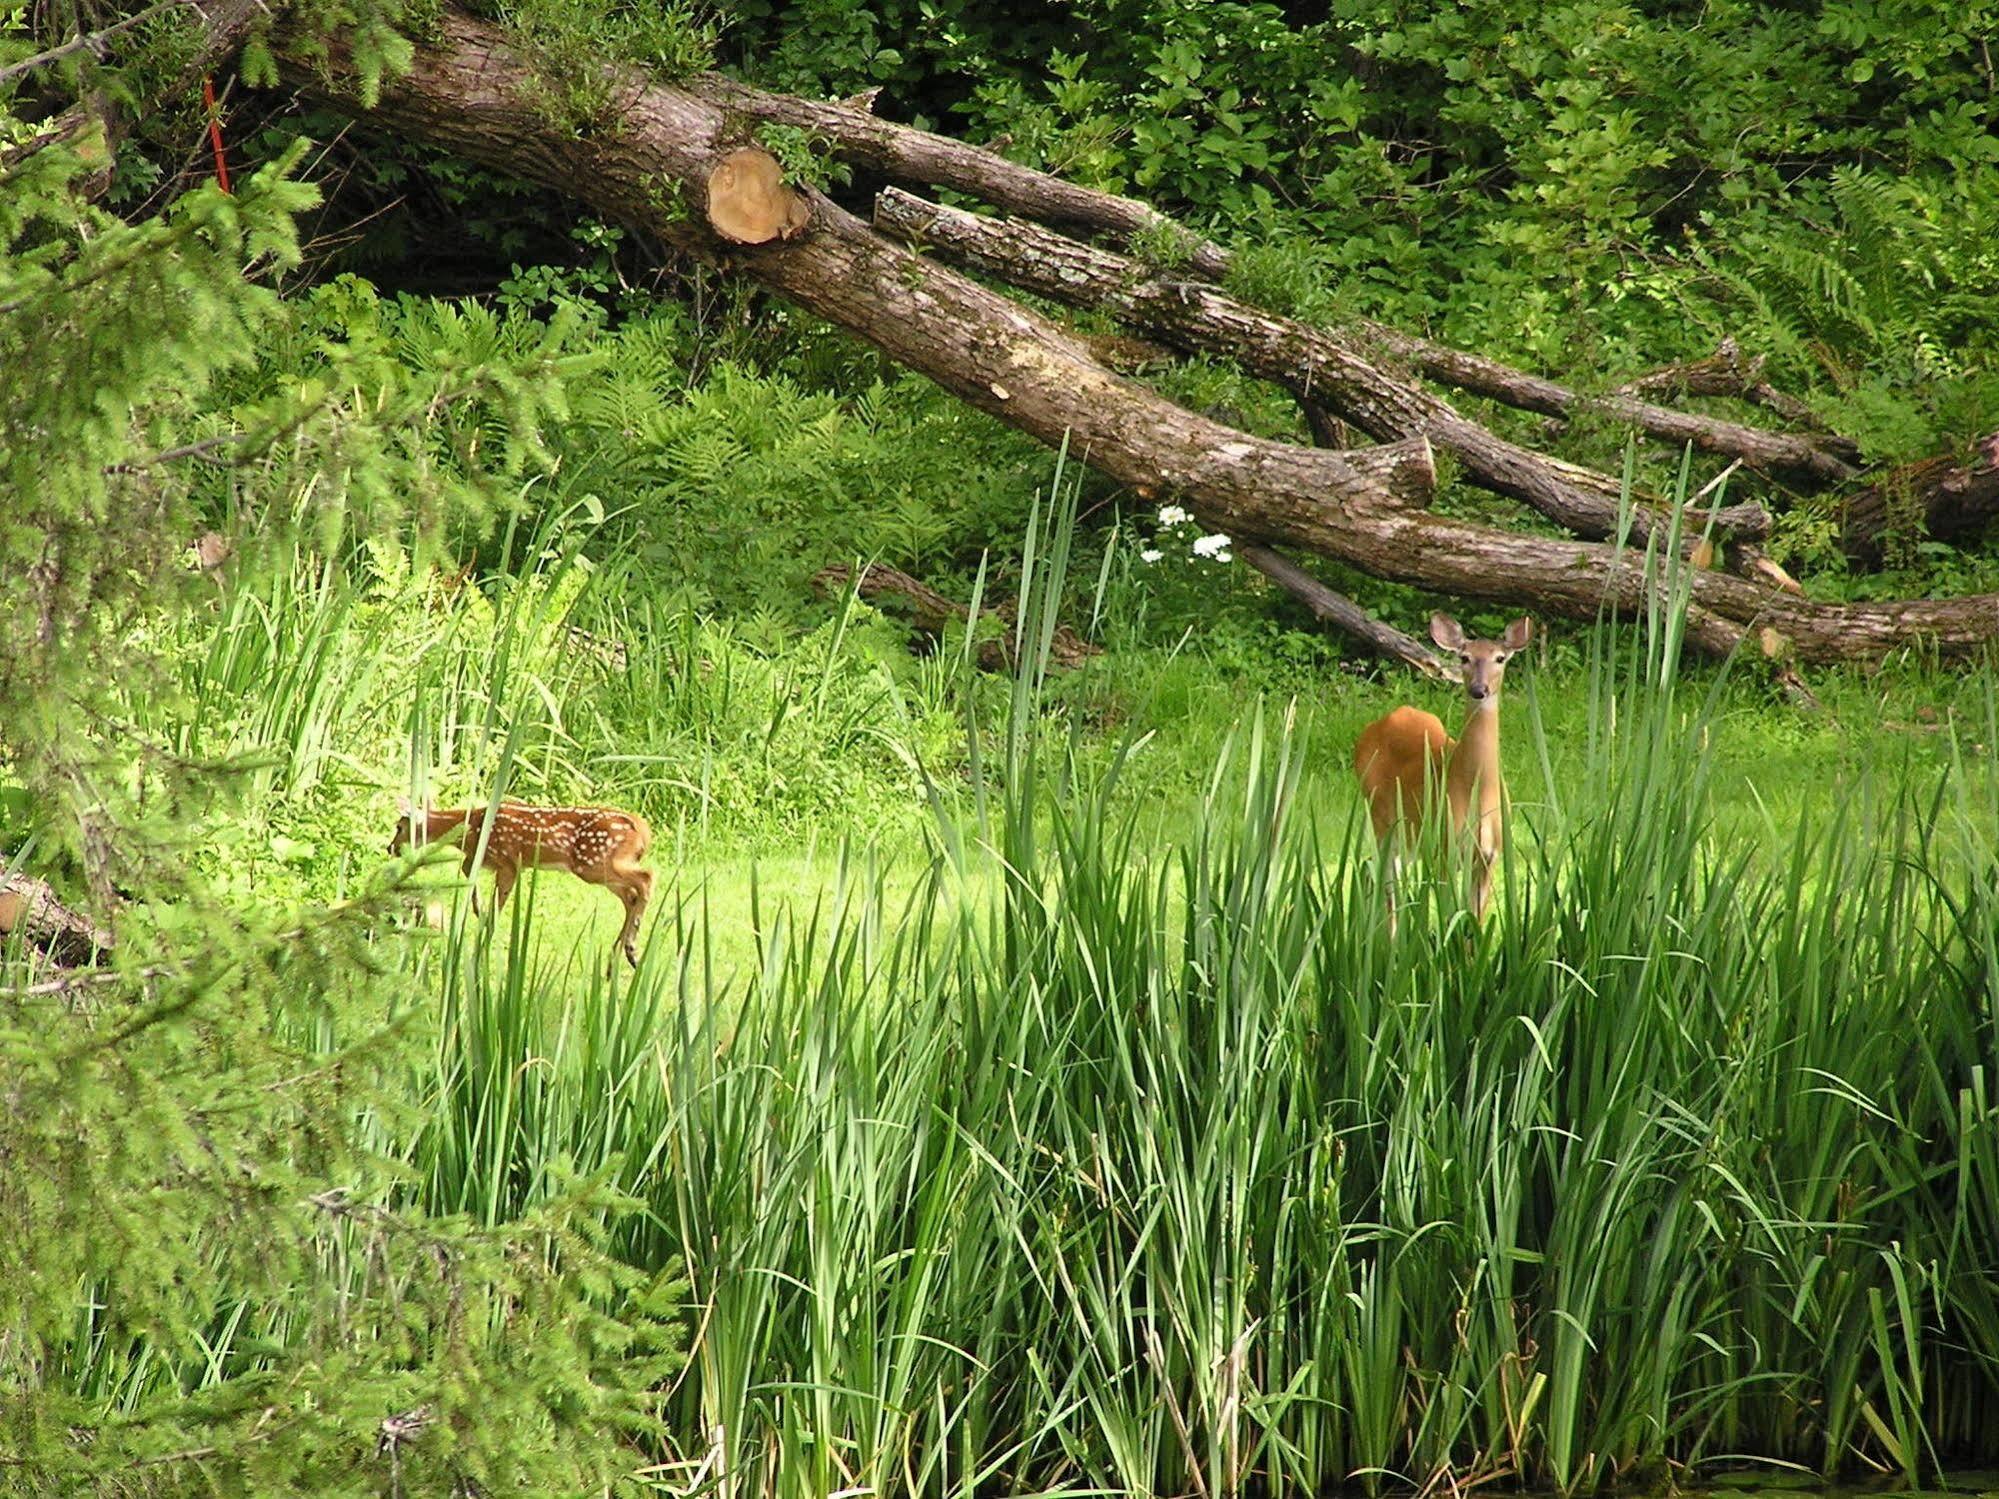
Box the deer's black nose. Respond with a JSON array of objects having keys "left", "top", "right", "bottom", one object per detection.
[{"left": 1468, "top": 684, "right": 1489, "bottom": 700}]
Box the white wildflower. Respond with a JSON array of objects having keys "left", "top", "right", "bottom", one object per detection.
[
  {"left": 1140, "top": 548, "right": 1164, "bottom": 563},
  {"left": 1191, "top": 532, "right": 1233, "bottom": 561},
  {"left": 1157, "top": 503, "right": 1192, "bottom": 528}
]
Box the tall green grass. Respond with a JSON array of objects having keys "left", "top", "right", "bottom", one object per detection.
[
  {"left": 38, "top": 464, "right": 1999, "bottom": 1494},
  {"left": 391, "top": 475, "right": 1999, "bottom": 1495}
]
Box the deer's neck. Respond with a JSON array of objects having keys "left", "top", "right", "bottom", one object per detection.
[{"left": 1447, "top": 700, "right": 1504, "bottom": 818}]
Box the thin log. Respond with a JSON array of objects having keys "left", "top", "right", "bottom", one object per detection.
[
  {"left": 1375, "top": 326, "right": 1859, "bottom": 486},
  {"left": 1237, "top": 545, "right": 1449, "bottom": 678},
  {"left": 872, "top": 186, "right": 1768, "bottom": 546},
  {"left": 1616, "top": 338, "right": 1776, "bottom": 402},
  {"left": 277, "top": 6, "right": 1999, "bottom": 664},
  {"left": 813, "top": 562, "right": 1099, "bottom": 670},
  {"left": 1615, "top": 337, "right": 1824, "bottom": 429}
]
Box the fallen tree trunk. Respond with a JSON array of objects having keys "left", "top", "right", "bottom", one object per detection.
[
  {"left": 274, "top": 6, "right": 1999, "bottom": 665},
  {"left": 1840, "top": 432, "right": 1999, "bottom": 566},
  {"left": 870, "top": 187, "right": 1770, "bottom": 548},
  {"left": 680, "top": 73, "right": 1232, "bottom": 279}
]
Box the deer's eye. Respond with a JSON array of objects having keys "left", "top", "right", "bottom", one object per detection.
[{"left": 1460, "top": 653, "right": 1470, "bottom": 663}]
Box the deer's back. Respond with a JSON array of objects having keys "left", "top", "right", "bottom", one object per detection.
[
  {"left": 1352, "top": 706, "right": 1451, "bottom": 840},
  {"left": 474, "top": 802, "right": 651, "bottom": 869}
]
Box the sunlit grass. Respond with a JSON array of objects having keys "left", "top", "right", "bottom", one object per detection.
[{"left": 63, "top": 459, "right": 1999, "bottom": 1494}]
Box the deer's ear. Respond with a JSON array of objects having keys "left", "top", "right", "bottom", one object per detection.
[
  {"left": 1430, "top": 614, "right": 1465, "bottom": 650},
  {"left": 1503, "top": 617, "right": 1534, "bottom": 651}
]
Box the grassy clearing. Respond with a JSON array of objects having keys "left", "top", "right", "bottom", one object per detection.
[{"left": 26, "top": 474, "right": 1999, "bottom": 1495}]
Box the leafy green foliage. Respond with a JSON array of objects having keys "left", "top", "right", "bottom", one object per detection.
[
  {"left": 1693, "top": 167, "right": 1999, "bottom": 461},
  {"left": 479, "top": 0, "right": 716, "bottom": 129}
]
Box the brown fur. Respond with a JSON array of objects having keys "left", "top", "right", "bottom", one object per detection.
[
  {"left": 1352, "top": 614, "right": 1533, "bottom": 931},
  {"left": 390, "top": 800, "right": 654, "bottom": 968}
]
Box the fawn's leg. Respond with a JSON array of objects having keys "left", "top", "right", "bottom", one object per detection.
[{"left": 490, "top": 863, "right": 518, "bottom": 911}]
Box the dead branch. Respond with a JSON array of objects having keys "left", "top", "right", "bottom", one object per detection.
[
  {"left": 813, "top": 562, "right": 1100, "bottom": 671},
  {"left": 1237, "top": 545, "right": 1450, "bottom": 678}
]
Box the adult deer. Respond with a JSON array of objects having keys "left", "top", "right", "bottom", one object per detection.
[
  {"left": 1352, "top": 614, "right": 1533, "bottom": 933},
  {"left": 390, "top": 799, "right": 655, "bottom": 969}
]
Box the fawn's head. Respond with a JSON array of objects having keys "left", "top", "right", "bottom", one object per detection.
[
  {"left": 1431, "top": 614, "right": 1533, "bottom": 706},
  {"left": 388, "top": 797, "right": 427, "bottom": 856}
]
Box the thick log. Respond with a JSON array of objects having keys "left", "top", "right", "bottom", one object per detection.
[
  {"left": 1840, "top": 432, "right": 1999, "bottom": 566},
  {"left": 871, "top": 187, "right": 1770, "bottom": 547},
  {"left": 278, "top": 7, "right": 1999, "bottom": 664},
  {"left": 680, "top": 73, "right": 1230, "bottom": 278}
]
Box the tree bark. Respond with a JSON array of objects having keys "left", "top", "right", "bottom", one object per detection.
[
  {"left": 680, "top": 73, "right": 1231, "bottom": 279},
  {"left": 0, "top": 871, "right": 114, "bottom": 966},
  {"left": 274, "top": 5, "right": 1999, "bottom": 665},
  {"left": 1237, "top": 546, "right": 1450, "bottom": 678},
  {"left": 1839, "top": 432, "right": 1999, "bottom": 566},
  {"left": 870, "top": 187, "right": 1771, "bottom": 547}
]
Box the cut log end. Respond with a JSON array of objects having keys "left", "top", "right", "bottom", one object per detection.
[
  {"left": 0, "top": 873, "right": 115, "bottom": 966},
  {"left": 706, "top": 147, "right": 812, "bottom": 245}
]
